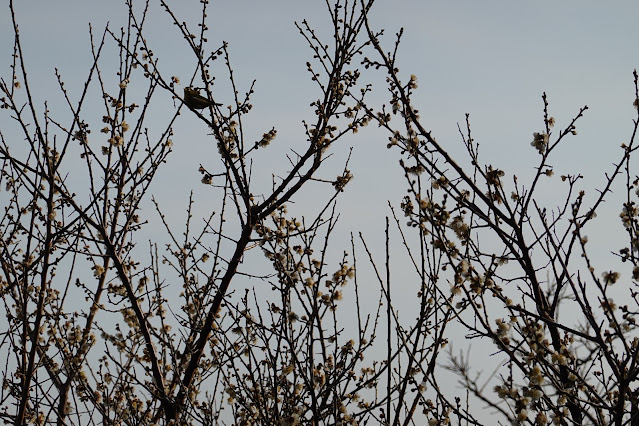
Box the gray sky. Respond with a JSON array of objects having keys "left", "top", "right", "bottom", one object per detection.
[
  {"left": 4, "top": 1, "right": 638, "bottom": 209},
  {"left": 2, "top": 0, "right": 639, "bottom": 421}
]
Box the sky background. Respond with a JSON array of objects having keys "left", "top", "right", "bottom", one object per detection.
[
  {"left": 4, "top": 0, "right": 638, "bottom": 222},
  {"left": 6, "top": 0, "right": 636, "bottom": 235},
  {"left": 2, "top": 0, "right": 639, "bottom": 422}
]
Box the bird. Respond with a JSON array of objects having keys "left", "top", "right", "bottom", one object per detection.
[{"left": 183, "top": 87, "right": 221, "bottom": 110}]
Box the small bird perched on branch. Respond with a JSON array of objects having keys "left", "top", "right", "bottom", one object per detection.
[{"left": 183, "top": 87, "right": 222, "bottom": 110}]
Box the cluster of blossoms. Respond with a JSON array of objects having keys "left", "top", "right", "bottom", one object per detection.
[
  {"left": 256, "top": 127, "right": 277, "bottom": 148},
  {"left": 530, "top": 132, "right": 549, "bottom": 154}
]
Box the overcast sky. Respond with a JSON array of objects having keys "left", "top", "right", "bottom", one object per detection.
[
  {"left": 4, "top": 0, "right": 638, "bottom": 216},
  {"left": 5, "top": 0, "right": 637, "bottom": 219},
  {"left": 2, "top": 0, "right": 639, "bottom": 421}
]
